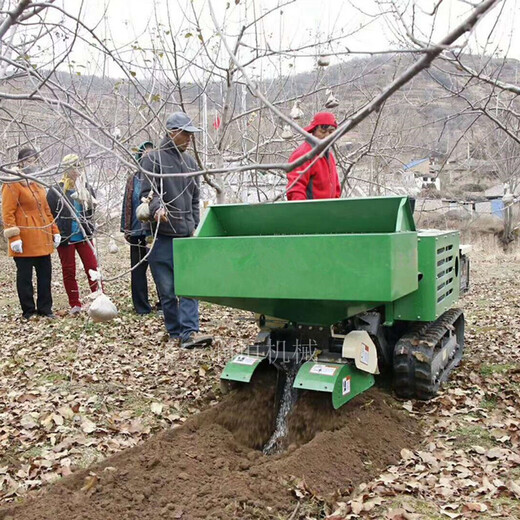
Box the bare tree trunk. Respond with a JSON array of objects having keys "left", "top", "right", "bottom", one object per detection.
[{"left": 501, "top": 194, "right": 514, "bottom": 250}]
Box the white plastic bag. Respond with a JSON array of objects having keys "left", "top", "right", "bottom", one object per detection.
[
  {"left": 88, "top": 293, "right": 118, "bottom": 323},
  {"left": 325, "top": 89, "right": 339, "bottom": 109},
  {"left": 318, "top": 55, "right": 330, "bottom": 67},
  {"left": 108, "top": 239, "right": 119, "bottom": 254},
  {"left": 281, "top": 125, "right": 293, "bottom": 140},
  {"left": 290, "top": 101, "right": 304, "bottom": 120},
  {"left": 136, "top": 197, "right": 151, "bottom": 222}
]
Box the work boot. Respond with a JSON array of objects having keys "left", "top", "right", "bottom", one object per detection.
[{"left": 180, "top": 333, "right": 213, "bottom": 350}]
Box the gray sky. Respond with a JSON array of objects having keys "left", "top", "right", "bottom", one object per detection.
[{"left": 35, "top": 0, "right": 520, "bottom": 78}]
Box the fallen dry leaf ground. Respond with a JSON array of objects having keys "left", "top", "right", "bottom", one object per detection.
[
  {"left": 0, "top": 241, "right": 519, "bottom": 519},
  {"left": 0, "top": 243, "right": 257, "bottom": 501}
]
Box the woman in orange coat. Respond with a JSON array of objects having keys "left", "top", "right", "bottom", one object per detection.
[{"left": 2, "top": 148, "right": 61, "bottom": 320}]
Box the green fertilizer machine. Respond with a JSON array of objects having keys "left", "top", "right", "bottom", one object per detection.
[{"left": 174, "top": 196, "right": 469, "bottom": 409}]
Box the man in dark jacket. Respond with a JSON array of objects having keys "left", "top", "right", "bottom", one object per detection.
[
  {"left": 140, "top": 112, "right": 212, "bottom": 349},
  {"left": 121, "top": 141, "right": 162, "bottom": 315},
  {"left": 286, "top": 112, "right": 341, "bottom": 200}
]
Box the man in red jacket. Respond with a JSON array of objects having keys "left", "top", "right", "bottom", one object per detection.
[{"left": 287, "top": 112, "right": 341, "bottom": 200}]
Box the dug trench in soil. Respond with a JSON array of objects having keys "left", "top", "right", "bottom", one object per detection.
[{"left": 0, "top": 368, "right": 420, "bottom": 520}]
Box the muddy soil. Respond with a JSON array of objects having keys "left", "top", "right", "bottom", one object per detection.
[{"left": 0, "top": 369, "right": 419, "bottom": 520}]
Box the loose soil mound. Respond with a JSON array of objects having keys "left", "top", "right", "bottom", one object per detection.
[{"left": 1, "top": 369, "right": 419, "bottom": 520}]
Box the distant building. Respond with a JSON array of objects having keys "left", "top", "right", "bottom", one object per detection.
[
  {"left": 402, "top": 157, "right": 441, "bottom": 191},
  {"left": 483, "top": 183, "right": 520, "bottom": 199},
  {"left": 483, "top": 183, "right": 520, "bottom": 219}
]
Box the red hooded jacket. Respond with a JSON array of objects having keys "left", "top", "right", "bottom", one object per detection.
[{"left": 287, "top": 141, "right": 341, "bottom": 200}]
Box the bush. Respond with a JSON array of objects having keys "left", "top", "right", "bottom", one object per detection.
[
  {"left": 460, "top": 183, "right": 485, "bottom": 192},
  {"left": 419, "top": 186, "right": 442, "bottom": 199},
  {"left": 467, "top": 214, "right": 504, "bottom": 234}
]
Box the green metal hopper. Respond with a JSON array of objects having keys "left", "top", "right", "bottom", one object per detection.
[{"left": 175, "top": 197, "right": 418, "bottom": 325}]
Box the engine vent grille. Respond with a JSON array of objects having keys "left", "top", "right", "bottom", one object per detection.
[{"left": 436, "top": 244, "right": 455, "bottom": 304}]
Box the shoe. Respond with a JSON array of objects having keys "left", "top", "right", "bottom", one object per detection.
[
  {"left": 22, "top": 313, "right": 36, "bottom": 321},
  {"left": 180, "top": 333, "right": 213, "bottom": 350},
  {"left": 41, "top": 313, "right": 56, "bottom": 319},
  {"left": 69, "top": 306, "right": 82, "bottom": 315}
]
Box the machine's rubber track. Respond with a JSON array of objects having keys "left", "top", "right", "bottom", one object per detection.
[{"left": 393, "top": 308, "right": 464, "bottom": 400}]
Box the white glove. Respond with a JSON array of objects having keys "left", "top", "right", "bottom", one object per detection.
[
  {"left": 10, "top": 240, "right": 23, "bottom": 254},
  {"left": 53, "top": 234, "right": 61, "bottom": 248}
]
